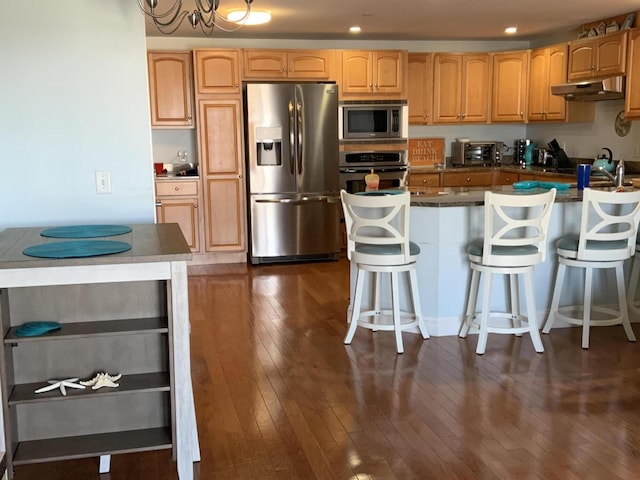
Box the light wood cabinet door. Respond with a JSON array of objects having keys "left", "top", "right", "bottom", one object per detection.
[
  {"left": 407, "top": 53, "right": 433, "bottom": 124},
  {"left": 197, "top": 98, "right": 245, "bottom": 252},
  {"left": 373, "top": 50, "right": 404, "bottom": 95},
  {"left": 242, "top": 49, "right": 287, "bottom": 79},
  {"left": 568, "top": 31, "right": 627, "bottom": 81},
  {"left": 433, "top": 54, "right": 462, "bottom": 123},
  {"left": 461, "top": 54, "right": 490, "bottom": 123},
  {"left": 243, "top": 49, "right": 335, "bottom": 80},
  {"left": 194, "top": 49, "right": 241, "bottom": 95},
  {"left": 287, "top": 50, "right": 335, "bottom": 80},
  {"left": 442, "top": 171, "right": 494, "bottom": 187},
  {"left": 203, "top": 177, "right": 245, "bottom": 251},
  {"left": 491, "top": 51, "right": 528, "bottom": 122},
  {"left": 528, "top": 44, "right": 570, "bottom": 122},
  {"left": 147, "top": 51, "right": 193, "bottom": 127},
  {"left": 433, "top": 54, "right": 489, "bottom": 123},
  {"left": 156, "top": 198, "right": 199, "bottom": 252},
  {"left": 408, "top": 172, "right": 440, "bottom": 187},
  {"left": 340, "top": 50, "right": 405, "bottom": 98},
  {"left": 626, "top": 28, "right": 640, "bottom": 119}
]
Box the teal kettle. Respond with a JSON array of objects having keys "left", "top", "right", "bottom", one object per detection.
[{"left": 593, "top": 147, "right": 614, "bottom": 173}]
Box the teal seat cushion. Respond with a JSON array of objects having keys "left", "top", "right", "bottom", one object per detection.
[
  {"left": 557, "top": 233, "right": 628, "bottom": 253},
  {"left": 355, "top": 241, "right": 420, "bottom": 256},
  {"left": 468, "top": 239, "right": 538, "bottom": 257}
]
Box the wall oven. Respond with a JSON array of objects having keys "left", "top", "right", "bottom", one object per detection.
[
  {"left": 338, "top": 101, "right": 408, "bottom": 140},
  {"left": 339, "top": 150, "right": 408, "bottom": 193}
]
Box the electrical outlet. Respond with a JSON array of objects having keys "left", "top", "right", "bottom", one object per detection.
[
  {"left": 95, "top": 171, "right": 111, "bottom": 194},
  {"left": 634, "top": 145, "right": 640, "bottom": 159}
]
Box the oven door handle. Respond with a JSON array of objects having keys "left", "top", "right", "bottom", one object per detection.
[{"left": 340, "top": 167, "right": 408, "bottom": 173}]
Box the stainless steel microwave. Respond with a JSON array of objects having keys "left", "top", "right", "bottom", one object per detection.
[
  {"left": 451, "top": 140, "right": 504, "bottom": 166},
  {"left": 338, "top": 101, "right": 408, "bottom": 140}
]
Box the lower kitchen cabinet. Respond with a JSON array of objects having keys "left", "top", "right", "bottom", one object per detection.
[
  {"left": 0, "top": 224, "right": 199, "bottom": 479},
  {"left": 442, "top": 171, "right": 494, "bottom": 187},
  {"left": 408, "top": 172, "right": 440, "bottom": 187},
  {"left": 155, "top": 179, "right": 201, "bottom": 252},
  {"left": 494, "top": 171, "right": 519, "bottom": 185}
]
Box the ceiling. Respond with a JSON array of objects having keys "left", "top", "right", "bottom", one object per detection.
[{"left": 142, "top": 0, "right": 637, "bottom": 41}]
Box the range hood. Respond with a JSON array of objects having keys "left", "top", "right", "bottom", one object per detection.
[{"left": 551, "top": 76, "right": 625, "bottom": 101}]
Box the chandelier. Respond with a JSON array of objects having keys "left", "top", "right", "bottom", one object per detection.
[{"left": 138, "top": 0, "right": 254, "bottom": 36}]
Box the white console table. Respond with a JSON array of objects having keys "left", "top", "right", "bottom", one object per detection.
[{"left": 0, "top": 224, "right": 200, "bottom": 479}]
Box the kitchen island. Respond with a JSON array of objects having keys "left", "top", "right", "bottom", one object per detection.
[
  {"left": 0, "top": 224, "right": 200, "bottom": 479},
  {"left": 348, "top": 185, "right": 637, "bottom": 337}
]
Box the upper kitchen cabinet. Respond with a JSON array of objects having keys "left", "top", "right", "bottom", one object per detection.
[
  {"left": 147, "top": 51, "right": 194, "bottom": 128},
  {"left": 243, "top": 49, "right": 335, "bottom": 80},
  {"left": 339, "top": 50, "right": 407, "bottom": 99},
  {"left": 491, "top": 51, "right": 528, "bottom": 122},
  {"left": 194, "top": 49, "right": 241, "bottom": 96},
  {"left": 528, "top": 44, "right": 594, "bottom": 123},
  {"left": 567, "top": 30, "right": 628, "bottom": 81},
  {"left": 433, "top": 53, "right": 490, "bottom": 124},
  {"left": 407, "top": 53, "right": 433, "bottom": 125},
  {"left": 625, "top": 28, "right": 640, "bottom": 119}
]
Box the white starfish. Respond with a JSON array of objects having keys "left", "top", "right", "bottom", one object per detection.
[
  {"left": 80, "top": 372, "right": 122, "bottom": 390},
  {"left": 34, "top": 378, "right": 85, "bottom": 396}
]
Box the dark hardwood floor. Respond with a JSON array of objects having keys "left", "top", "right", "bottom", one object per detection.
[{"left": 14, "top": 258, "right": 640, "bottom": 479}]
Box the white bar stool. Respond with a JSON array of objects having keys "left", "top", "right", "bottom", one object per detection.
[
  {"left": 542, "top": 188, "right": 640, "bottom": 348},
  {"left": 459, "top": 189, "right": 556, "bottom": 355},
  {"left": 340, "top": 189, "right": 429, "bottom": 354},
  {"left": 626, "top": 237, "right": 640, "bottom": 315}
]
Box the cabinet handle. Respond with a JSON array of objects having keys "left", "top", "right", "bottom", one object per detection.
[
  {"left": 466, "top": 177, "right": 471, "bottom": 182},
  {"left": 175, "top": 187, "right": 180, "bottom": 191},
  {"left": 187, "top": 115, "right": 192, "bottom": 120},
  {"left": 461, "top": 113, "right": 466, "bottom": 118},
  {"left": 155, "top": 201, "right": 162, "bottom": 207},
  {"left": 520, "top": 112, "right": 524, "bottom": 116},
  {"left": 422, "top": 179, "right": 427, "bottom": 184}
]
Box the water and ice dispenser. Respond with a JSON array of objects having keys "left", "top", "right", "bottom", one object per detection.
[{"left": 255, "top": 126, "right": 282, "bottom": 166}]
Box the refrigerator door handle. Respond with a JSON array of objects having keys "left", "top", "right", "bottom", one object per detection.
[
  {"left": 296, "top": 100, "right": 303, "bottom": 174},
  {"left": 288, "top": 100, "right": 295, "bottom": 175},
  {"left": 255, "top": 196, "right": 338, "bottom": 205}
]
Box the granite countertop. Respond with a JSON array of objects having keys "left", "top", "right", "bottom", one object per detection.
[{"left": 409, "top": 185, "right": 635, "bottom": 208}]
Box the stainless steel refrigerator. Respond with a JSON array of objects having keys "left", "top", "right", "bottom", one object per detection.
[{"left": 245, "top": 83, "right": 341, "bottom": 264}]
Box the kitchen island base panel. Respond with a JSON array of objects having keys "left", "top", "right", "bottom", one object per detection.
[{"left": 348, "top": 199, "right": 638, "bottom": 337}]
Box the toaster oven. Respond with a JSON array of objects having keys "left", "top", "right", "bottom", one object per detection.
[{"left": 452, "top": 141, "right": 503, "bottom": 166}]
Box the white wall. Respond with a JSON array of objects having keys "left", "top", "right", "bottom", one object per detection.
[
  {"left": 527, "top": 100, "right": 640, "bottom": 162},
  {"left": 0, "top": 1, "right": 155, "bottom": 231}
]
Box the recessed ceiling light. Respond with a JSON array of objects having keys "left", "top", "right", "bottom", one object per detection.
[
  {"left": 227, "top": 10, "right": 272, "bottom": 25},
  {"left": 505, "top": 26, "right": 517, "bottom": 34},
  {"left": 350, "top": 26, "right": 361, "bottom": 34}
]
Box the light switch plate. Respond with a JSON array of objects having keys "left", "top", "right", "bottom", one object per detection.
[{"left": 96, "top": 171, "right": 111, "bottom": 194}]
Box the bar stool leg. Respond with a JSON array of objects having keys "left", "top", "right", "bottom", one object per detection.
[
  {"left": 460, "top": 267, "right": 480, "bottom": 338},
  {"left": 524, "top": 270, "right": 544, "bottom": 353},
  {"left": 616, "top": 264, "right": 637, "bottom": 342},
  {"left": 510, "top": 273, "right": 523, "bottom": 336},
  {"left": 345, "top": 268, "right": 365, "bottom": 345},
  {"left": 390, "top": 271, "right": 404, "bottom": 354},
  {"left": 372, "top": 272, "right": 381, "bottom": 331},
  {"left": 476, "top": 272, "right": 493, "bottom": 355},
  {"left": 582, "top": 266, "right": 593, "bottom": 349},
  {"left": 543, "top": 263, "right": 567, "bottom": 334},
  {"left": 409, "top": 268, "right": 429, "bottom": 339}
]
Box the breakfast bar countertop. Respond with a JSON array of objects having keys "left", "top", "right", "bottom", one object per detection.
[{"left": 409, "top": 185, "right": 633, "bottom": 207}]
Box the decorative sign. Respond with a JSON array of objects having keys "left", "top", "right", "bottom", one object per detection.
[{"left": 408, "top": 137, "right": 444, "bottom": 167}]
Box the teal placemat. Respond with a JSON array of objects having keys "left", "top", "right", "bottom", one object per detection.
[
  {"left": 23, "top": 240, "right": 131, "bottom": 259},
  {"left": 41, "top": 225, "right": 132, "bottom": 238}
]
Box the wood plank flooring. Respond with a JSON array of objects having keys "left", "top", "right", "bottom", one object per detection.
[{"left": 13, "top": 258, "right": 640, "bottom": 479}]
